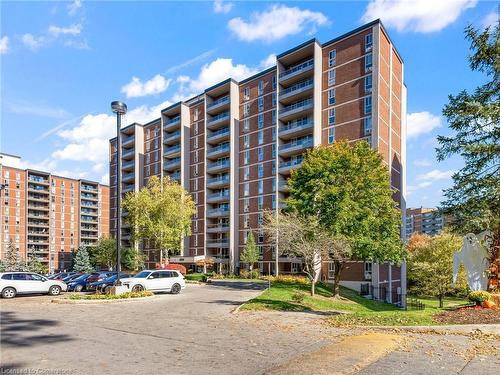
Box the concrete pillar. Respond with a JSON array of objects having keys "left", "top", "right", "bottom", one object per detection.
[{"left": 388, "top": 263, "right": 392, "bottom": 303}]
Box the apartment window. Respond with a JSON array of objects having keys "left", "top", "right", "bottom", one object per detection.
[
  {"left": 258, "top": 212, "right": 264, "bottom": 225},
  {"left": 194, "top": 151, "right": 199, "bottom": 163},
  {"left": 328, "top": 88, "right": 336, "bottom": 105},
  {"left": 365, "top": 33, "right": 373, "bottom": 50},
  {"left": 244, "top": 166, "right": 250, "bottom": 181},
  {"left": 271, "top": 195, "right": 276, "bottom": 209},
  {"left": 243, "top": 135, "right": 250, "bottom": 149},
  {"left": 244, "top": 87, "right": 250, "bottom": 100},
  {"left": 364, "top": 262, "right": 373, "bottom": 280},
  {"left": 243, "top": 198, "right": 250, "bottom": 212},
  {"left": 194, "top": 164, "right": 199, "bottom": 176},
  {"left": 194, "top": 236, "right": 198, "bottom": 247},
  {"left": 271, "top": 160, "right": 276, "bottom": 174},
  {"left": 328, "top": 108, "right": 335, "bottom": 125},
  {"left": 364, "top": 96, "right": 372, "bottom": 114},
  {"left": 146, "top": 142, "right": 150, "bottom": 152},
  {"left": 365, "top": 75, "right": 373, "bottom": 92},
  {"left": 193, "top": 109, "right": 199, "bottom": 121},
  {"left": 243, "top": 215, "right": 249, "bottom": 228},
  {"left": 365, "top": 54, "right": 373, "bottom": 72},
  {"left": 194, "top": 122, "right": 199, "bottom": 135},
  {"left": 328, "top": 49, "right": 336, "bottom": 67},
  {"left": 271, "top": 110, "right": 276, "bottom": 125},
  {"left": 271, "top": 144, "right": 276, "bottom": 158},
  {"left": 258, "top": 180, "right": 263, "bottom": 194},
  {"left": 193, "top": 137, "right": 198, "bottom": 149},
  {"left": 258, "top": 97, "right": 264, "bottom": 112},
  {"left": 244, "top": 183, "right": 250, "bottom": 197},
  {"left": 239, "top": 120, "right": 248, "bottom": 135},
  {"left": 328, "top": 69, "right": 336, "bottom": 86},
  {"left": 271, "top": 127, "right": 276, "bottom": 142},
  {"left": 258, "top": 130, "right": 264, "bottom": 145},
  {"left": 272, "top": 93, "right": 277, "bottom": 107},
  {"left": 244, "top": 150, "right": 250, "bottom": 165},
  {"left": 258, "top": 196, "right": 263, "bottom": 210},
  {"left": 257, "top": 147, "right": 264, "bottom": 162},
  {"left": 243, "top": 103, "right": 250, "bottom": 116},
  {"left": 258, "top": 80, "right": 264, "bottom": 96},
  {"left": 193, "top": 179, "right": 198, "bottom": 191},
  {"left": 364, "top": 117, "right": 373, "bottom": 136},
  {"left": 146, "top": 154, "right": 151, "bottom": 164},
  {"left": 272, "top": 76, "right": 277, "bottom": 90},
  {"left": 257, "top": 164, "right": 264, "bottom": 178},
  {"left": 328, "top": 127, "right": 335, "bottom": 144},
  {"left": 258, "top": 113, "right": 264, "bottom": 129}
]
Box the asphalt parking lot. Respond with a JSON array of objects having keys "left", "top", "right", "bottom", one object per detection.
[{"left": 1, "top": 281, "right": 499, "bottom": 375}]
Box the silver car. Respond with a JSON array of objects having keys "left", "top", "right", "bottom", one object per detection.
[{"left": 0, "top": 272, "right": 68, "bottom": 298}]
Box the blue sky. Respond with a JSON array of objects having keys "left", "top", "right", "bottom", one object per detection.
[{"left": 0, "top": 0, "right": 497, "bottom": 208}]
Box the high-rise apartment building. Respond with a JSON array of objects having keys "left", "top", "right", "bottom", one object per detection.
[
  {"left": 405, "top": 207, "right": 445, "bottom": 240},
  {"left": 109, "top": 20, "right": 406, "bottom": 297},
  {"left": 0, "top": 153, "right": 110, "bottom": 273}
]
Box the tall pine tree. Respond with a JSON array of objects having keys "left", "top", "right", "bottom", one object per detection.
[
  {"left": 4, "top": 240, "right": 25, "bottom": 271},
  {"left": 72, "top": 246, "right": 94, "bottom": 273}
]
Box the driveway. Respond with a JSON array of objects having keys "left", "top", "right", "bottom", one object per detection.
[{"left": 1, "top": 282, "right": 498, "bottom": 375}]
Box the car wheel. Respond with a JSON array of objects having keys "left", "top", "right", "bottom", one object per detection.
[
  {"left": 49, "top": 286, "right": 62, "bottom": 296},
  {"left": 171, "top": 283, "right": 181, "bottom": 294},
  {"left": 132, "top": 285, "right": 144, "bottom": 292},
  {"left": 1, "top": 287, "right": 16, "bottom": 299},
  {"left": 104, "top": 286, "right": 112, "bottom": 294},
  {"left": 75, "top": 284, "right": 83, "bottom": 292}
]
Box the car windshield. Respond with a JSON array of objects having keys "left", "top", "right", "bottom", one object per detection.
[
  {"left": 134, "top": 271, "right": 150, "bottom": 278},
  {"left": 72, "top": 274, "right": 89, "bottom": 281}
]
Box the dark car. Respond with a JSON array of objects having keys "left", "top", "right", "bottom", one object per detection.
[
  {"left": 49, "top": 272, "right": 77, "bottom": 280},
  {"left": 86, "top": 271, "right": 115, "bottom": 285},
  {"left": 87, "top": 273, "right": 132, "bottom": 293},
  {"left": 66, "top": 273, "right": 92, "bottom": 292},
  {"left": 62, "top": 273, "right": 84, "bottom": 283}
]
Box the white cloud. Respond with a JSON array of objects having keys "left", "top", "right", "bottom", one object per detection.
[
  {"left": 5, "top": 99, "right": 69, "bottom": 119},
  {"left": 0, "top": 36, "right": 9, "bottom": 54},
  {"left": 21, "top": 33, "right": 45, "bottom": 51},
  {"left": 361, "top": 0, "right": 477, "bottom": 33},
  {"left": 413, "top": 159, "right": 433, "bottom": 167},
  {"left": 67, "top": 0, "right": 82, "bottom": 16},
  {"left": 416, "top": 169, "right": 454, "bottom": 182},
  {"left": 121, "top": 74, "right": 172, "bottom": 98},
  {"left": 48, "top": 24, "right": 82, "bottom": 36},
  {"left": 407, "top": 111, "right": 442, "bottom": 139},
  {"left": 482, "top": 10, "right": 498, "bottom": 29},
  {"left": 19, "top": 158, "right": 58, "bottom": 172},
  {"left": 228, "top": 4, "right": 328, "bottom": 42},
  {"left": 407, "top": 181, "right": 432, "bottom": 194},
  {"left": 100, "top": 173, "right": 110, "bottom": 185},
  {"left": 260, "top": 53, "right": 276, "bottom": 69},
  {"left": 64, "top": 39, "right": 90, "bottom": 50},
  {"left": 213, "top": 0, "right": 233, "bottom": 14}
]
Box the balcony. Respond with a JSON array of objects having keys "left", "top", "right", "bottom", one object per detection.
[
  {"left": 206, "top": 191, "right": 230, "bottom": 203},
  {"left": 206, "top": 238, "right": 230, "bottom": 248},
  {"left": 122, "top": 159, "right": 135, "bottom": 172},
  {"left": 279, "top": 117, "right": 313, "bottom": 139},
  {"left": 164, "top": 130, "right": 181, "bottom": 144},
  {"left": 163, "top": 116, "right": 181, "bottom": 131},
  {"left": 122, "top": 171, "right": 135, "bottom": 183},
  {"left": 28, "top": 185, "right": 49, "bottom": 193},
  {"left": 207, "top": 159, "right": 230, "bottom": 173},
  {"left": 163, "top": 157, "right": 181, "bottom": 171},
  {"left": 279, "top": 98, "right": 313, "bottom": 122},
  {"left": 27, "top": 231, "right": 49, "bottom": 237},
  {"left": 279, "top": 78, "right": 314, "bottom": 104},
  {"left": 207, "top": 143, "right": 230, "bottom": 158},
  {"left": 279, "top": 137, "right": 313, "bottom": 157},
  {"left": 206, "top": 175, "right": 230, "bottom": 189},
  {"left": 28, "top": 194, "right": 49, "bottom": 202},
  {"left": 28, "top": 176, "right": 49, "bottom": 185},
  {"left": 206, "top": 208, "right": 230, "bottom": 218},
  {"left": 278, "top": 179, "right": 289, "bottom": 192},
  {"left": 207, "top": 95, "right": 230, "bottom": 115},
  {"left": 122, "top": 148, "right": 135, "bottom": 160},
  {"left": 122, "top": 135, "right": 135, "bottom": 147},
  {"left": 81, "top": 193, "right": 98, "bottom": 201},
  {"left": 206, "top": 224, "right": 230, "bottom": 233},
  {"left": 27, "top": 212, "right": 49, "bottom": 219},
  {"left": 164, "top": 144, "right": 181, "bottom": 158},
  {"left": 207, "top": 111, "right": 230, "bottom": 129},
  {"left": 122, "top": 184, "right": 135, "bottom": 193},
  {"left": 279, "top": 158, "right": 304, "bottom": 175},
  {"left": 27, "top": 204, "right": 49, "bottom": 211},
  {"left": 170, "top": 171, "right": 181, "bottom": 181},
  {"left": 207, "top": 127, "right": 230, "bottom": 144},
  {"left": 81, "top": 184, "right": 98, "bottom": 192},
  {"left": 279, "top": 59, "right": 314, "bottom": 84}
]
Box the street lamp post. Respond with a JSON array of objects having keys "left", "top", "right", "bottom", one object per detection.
[{"left": 111, "top": 101, "right": 127, "bottom": 286}]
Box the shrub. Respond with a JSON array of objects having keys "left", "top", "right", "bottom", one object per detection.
[
  {"left": 261, "top": 275, "right": 309, "bottom": 285},
  {"left": 468, "top": 291, "right": 491, "bottom": 305},
  {"left": 164, "top": 263, "right": 187, "bottom": 275},
  {"left": 69, "top": 290, "right": 153, "bottom": 300},
  {"left": 291, "top": 291, "right": 305, "bottom": 304},
  {"left": 184, "top": 273, "right": 209, "bottom": 282},
  {"left": 240, "top": 269, "right": 260, "bottom": 279}
]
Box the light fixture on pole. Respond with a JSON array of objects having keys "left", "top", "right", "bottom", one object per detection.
[{"left": 111, "top": 101, "right": 127, "bottom": 286}]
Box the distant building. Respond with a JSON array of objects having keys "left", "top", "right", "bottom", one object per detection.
[
  {"left": 0, "top": 153, "right": 109, "bottom": 272},
  {"left": 405, "top": 207, "right": 445, "bottom": 240}
]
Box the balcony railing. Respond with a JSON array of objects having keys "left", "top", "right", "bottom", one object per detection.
[
  {"left": 207, "top": 95, "right": 230, "bottom": 109},
  {"left": 164, "top": 157, "right": 181, "bottom": 168},
  {"left": 207, "top": 111, "right": 230, "bottom": 125},
  {"left": 206, "top": 224, "right": 230, "bottom": 233},
  {"left": 280, "top": 78, "right": 314, "bottom": 96},
  {"left": 207, "top": 143, "right": 230, "bottom": 156},
  {"left": 207, "top": 191, "right": 230, "bottom": 200},
  {"left": 164, "top": 130, "right": 181, "bottom": 142},
  {"left": 206, "top": 208, "right": 230, "bottom": 217},
  {"left": 281, "top": 137, "right": 313, "bottom": 150},
  {"left": 279, "top": 158, "right": 304, "bottom": 169},
  {"left": 207, "top": 175, "right": 230, "bottom": 185},
  {"left": 207, "top": 127, "right": 230, "bottom": 140},
  {"left": 167, "top": 116, "right": 181, "bottom": 125},
  {"left": 279, "top": 59, "right": 314, "bottom": 78},
  {"left": 280, "top": 117, "right": 313, "bottom": 132},
  {"left": 81, "top": 185, "right": 98, "bottom": 192},
  {"left": 207, "top": 159, "right": 230, "bottom": 171},
  {"left": 164, "top": 144, "right": 181, "bottom": 155},
  {"left": 281, "top": 98, "right": 313, "bottom": 114},
  {"left": 28, "top": 176, "right": 49, "bottom": 184}
]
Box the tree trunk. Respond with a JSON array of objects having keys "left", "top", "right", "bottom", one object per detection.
[
  {"left": 439, "top": 294, "right": 444, "bottom": 308},
  {"left": 311, "top": 280, "right": 315, "bottom": 296},
  {"left": 332, "top": 260, "right": 343, "bottom": 298}
]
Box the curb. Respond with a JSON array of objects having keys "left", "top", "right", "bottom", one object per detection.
[
  {"left": 51, "top": 295, "right": 157, "bottom": 304},
  {"left": 362, "top": 324, "right": 500, "bottom": 335}
]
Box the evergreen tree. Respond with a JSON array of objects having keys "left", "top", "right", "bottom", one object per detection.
[
  {"left": 26, "top": 253, "right": 47, "bottom": 274},
  {"left": 4, "top": 240, "right": 25, "bottom": 271},
  {"left": 240, "top": 231, "right": 259, "bottom": 276},
  {"left": 72, "top": 246, "right": 94, "bottom": 273}
]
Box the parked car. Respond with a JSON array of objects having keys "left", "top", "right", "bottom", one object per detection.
[
  {"left": 86, "top": 271, "right": 115, "bottom": 284},
  {"left": 0, "top": 272, "right": 67, "bottom": 298},
  {"left": 121, "top": 270, "right": 185, "bottom": 294},
  {"left": 62, "top": 273, "right": 84, "bottom": 283},
  {"left": 66, "top": 273, "right": 92, "bottom": 292},
  {"left": 48, "top": 272, "right": 77, "bottom": 280},
  {"left": 87, "top": 273, "right": 132, "bottom": 293}
]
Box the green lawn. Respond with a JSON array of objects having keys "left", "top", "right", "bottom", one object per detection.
[{"left": 240, "top": 282, "right": 470, "bottom": 326}]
